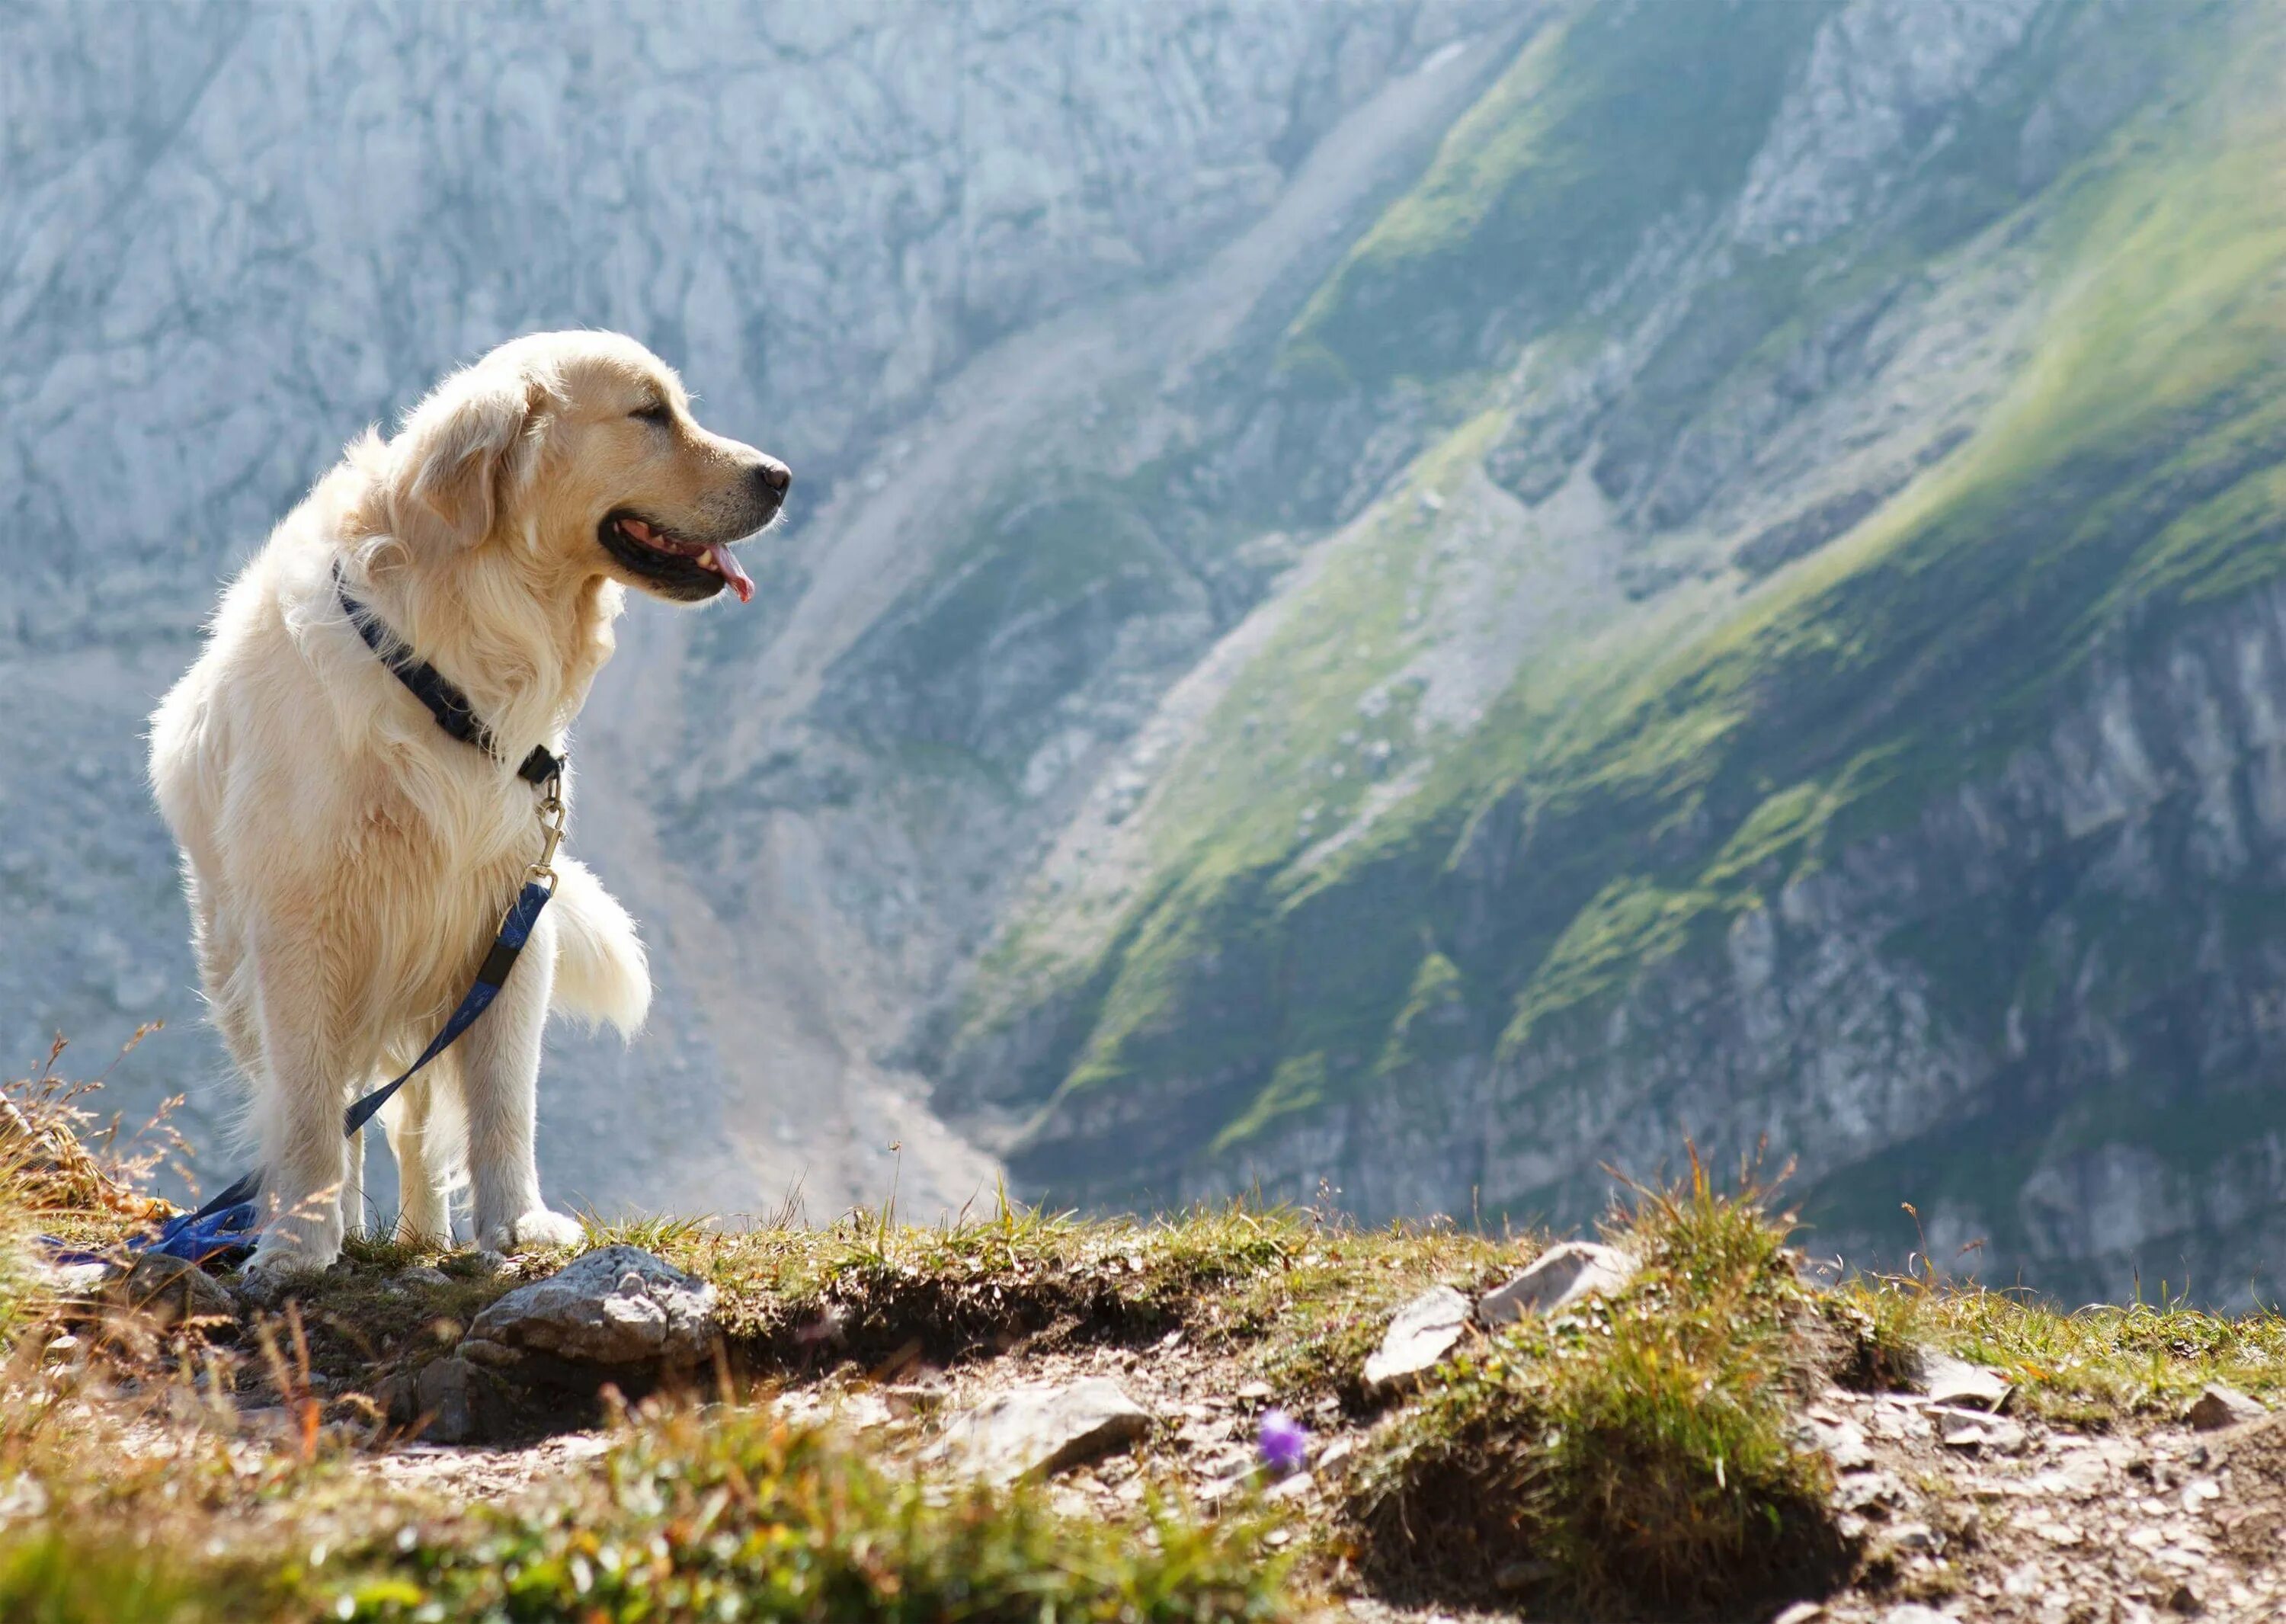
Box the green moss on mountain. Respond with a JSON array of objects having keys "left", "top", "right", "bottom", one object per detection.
[{"left": 1286, "top": 0, "right": 1830, "bottom": 388}]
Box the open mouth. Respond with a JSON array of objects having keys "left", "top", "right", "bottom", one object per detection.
[{"left": 597, "top": 511, "right": 756, "bottom": 604}]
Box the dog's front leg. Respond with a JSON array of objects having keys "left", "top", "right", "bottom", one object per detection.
[
  {"left": 245, "top": 938, "right": 354, "bottom": 1274},
  {"left": 459, "top": 908, "right": 584, "bottom": 1254}
]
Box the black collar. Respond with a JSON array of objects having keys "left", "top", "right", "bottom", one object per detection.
[{"left": 334, "top": 563, "right": 563, "bottom": 787}]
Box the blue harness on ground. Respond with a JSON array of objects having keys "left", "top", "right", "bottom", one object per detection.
[{"left": 56, "top": 567, "right": 568, "bottom": 1270}]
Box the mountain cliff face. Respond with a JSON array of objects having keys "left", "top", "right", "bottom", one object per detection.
[
  {"left": 933, "top": 0, "right": 2286, "bottom": 1304},
  {"left": 9, "top": 0, "right": 2286, "bottom": 1300}
]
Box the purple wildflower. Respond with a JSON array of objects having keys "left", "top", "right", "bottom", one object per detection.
[{"left": 1257, "top": 1408, "right": 1310, "bottom": 1476}]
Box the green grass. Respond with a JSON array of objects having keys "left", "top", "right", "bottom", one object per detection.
[
  {"left": 0, "top": 1533, "right": 263, "bottom": 1624},
  {"left": 330, "top": 1408, "right": 1289, "bottom": 1624},
  {"left": 1835, "top": 1275, "right": 2286, "bottom": 1429},
  {"left": 1348, "top": 1161, "right": 1842, "bottom": 1616},
  {"left": 0, "top": 1408, "right": 1295, "bottom": 1624}
]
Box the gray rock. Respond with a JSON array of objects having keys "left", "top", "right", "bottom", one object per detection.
[
  {"left": 2187, "top": 1382, "right": 2265, "bottom": 1431},
  {"left": 1492, "top": 1558, "right": 1557, "bottom": 1591},
  {"left": 1880, "top": 1604, "right": 1953, "bottom": 1624},
  {"left": 110, "top": 1251, "right": 237, "bottom": 1329},
  {"left": 1770, "top": 1605, "right": 1827, "bottom": 1624},
  {"left": 1836, "top": 1469, "right": 1907, "bottom": 1513},
  {"left": 1881, "top": 1522, "right": 1938, "bottom": 1555},
  {"left": 1477, "top": 1242, "right": 1637, "bottom": 1325},
  {"left": 34, "top": 1257, "right": 119, "bottom": 1302},
  {"left": 1362, "top": 1285, "right": 1469, "bottom": 1392},
  {"left": 1933, "top": 1405, "right": 2028, "bottom": 1453},
  {"left": 392, "top": 1265, "right": 453, "bottom": 1290},
  {"left": 466, "top": 1245, "right": 718, "bottom": 1369},
  {"left": 1805, "top": 1414, "right": 1875, "bottom": 1472},
  {"left": 943, "top": 1376, "right": 1154, "bottom": 1484},
  {"left": 412, "top": 1357, "right": 496, "bottom": 1445},
  {"left": 1916, "top": 1350, "right": 2010, "bottom": 1410}
]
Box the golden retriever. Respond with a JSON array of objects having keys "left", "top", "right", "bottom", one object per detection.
[{"left": 149, "top": 332, "right": 788, "bottom": 1273}]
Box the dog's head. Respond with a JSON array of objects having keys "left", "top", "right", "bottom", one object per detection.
[{"left": 381, "top": 332, "right": 789, "bottom": 605}]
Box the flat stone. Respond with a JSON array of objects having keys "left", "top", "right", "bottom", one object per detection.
[
  {"left": 943, "top": 1376, "right": 1153, "bottom": 1485},
  {"left": 1807, "top": 1414, "right": 1875, "bottom": 1472},
  {"left": 2187, "top": 1382, "right": 2265, "bottom": 1431},
  {"left": 1881, "top": 1606, "right": 1953, "bottom": 1624},
  {"left": 412, "top": 1356, "right": 500, "bottom": 1444},
  {"left": 36, "top": 1257, "right": 117, "bottom": 1300},
  {"left": 1836, "top": 1470, "right": 1907, "bottom": 1513},
  {"left": 1934, "top": 1406, "right": 2028, "bottom": 1453},
  {"left": 2019, "top": 1447, "right": 2112, "bottom": 1497},
  {"left": 1362, "top": 1285, "right": 1469, "bottom": 1392},
  {"left": 1916, "top": 1349, "right": 2010, "bottom": 1409},
  {"left": 1881, "top": 1521, "right": 1937, "bottom": 1552},
  {"left": 1771, "top": 1605, "right": 1826, "bottom": 1624},
  {"left": 110, "top": 1251, "right": 238, "bottom": 1329},
  {"left": 1477, "top": 1241, "right": 1637, "bottom": 1325},
  {"left": 455, "top": 1337, "right": 518, "bottom": 1369},
  {"left": 1265, "top": 1469, "right": 1314, "bottom": 1504},
  {"left": 466, "top": 1244, "right": 717, "bottom": 1369}
]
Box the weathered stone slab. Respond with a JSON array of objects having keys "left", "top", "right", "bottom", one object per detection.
[
  {"left": 2188, "top": 1382, "right": 2265, "bottom": 1431},
  {"left": 110, "top": 1251, "right": 237, "bottom": 1329},
  {"left": 943, "top": 1376, "right": 1153, "bottom": 1484},
  {"left": 1363, "top": 1285, "right": 1469, "bottom": 1393},
  {"left": 1477, "top": 1242, "right": 1637, "bottom": 1325},
  {"left": 466, "top": 1245, "right": 717, "bottom": 1369},
  {"left": 1915, "top": 1350, "right": 2010, "bottom": 1411},
  {"left": 1932, "top": 1405, "right": 2028, "bottom": 1453}
]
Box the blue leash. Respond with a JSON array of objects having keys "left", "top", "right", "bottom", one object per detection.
[
  {"left": 43, "top": 564, "right": 568, "bottom": 1274},
  {"left": 40, "top": 881, "right": 555, "bottom": 1272},
  {"left": 43, "top": 1170, "right": 264, "bottom": 1270},
  {"left": 341, "top": 876, "right": 555, "bottom": 1136}
]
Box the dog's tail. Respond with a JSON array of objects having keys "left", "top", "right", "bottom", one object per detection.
[{"left": 546, "top": 856, "right": 651, "bottom": 1036}]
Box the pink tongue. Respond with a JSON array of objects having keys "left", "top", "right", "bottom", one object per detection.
[{"left": 708, "top": 543, "right": 755, "bottom": 604}]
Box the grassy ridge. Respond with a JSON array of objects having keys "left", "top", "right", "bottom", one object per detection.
[
  {"left": 15, "top": 1083, "right": 2286, "bottom": 1620},
  {"left": 1355, "top": 1161, "right": 1842, "bottom": 1616}
]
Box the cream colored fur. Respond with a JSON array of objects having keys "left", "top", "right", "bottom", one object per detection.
[{"left": 150, "top": 332, "right": 786, "bottom": 1272}]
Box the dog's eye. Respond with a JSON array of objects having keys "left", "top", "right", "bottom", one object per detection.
[{"left": 631, "top": 401, "right": 673, "bottom": 425}]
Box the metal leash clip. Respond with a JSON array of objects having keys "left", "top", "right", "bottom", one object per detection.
[{"left": 527, "top": 770, "right": 567, "bottom": 895}]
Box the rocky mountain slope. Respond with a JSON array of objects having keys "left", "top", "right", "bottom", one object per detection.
[
  {"left": 931, "top": 0, "right": 2286, "bottom": 1305},
  {"left": 9, "top": 0, "right": 2286, "bottom": 1302}
]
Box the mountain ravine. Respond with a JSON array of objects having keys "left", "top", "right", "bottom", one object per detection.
[{"left": 11, "top": 0, "right": 2286, "bottom": 1305}]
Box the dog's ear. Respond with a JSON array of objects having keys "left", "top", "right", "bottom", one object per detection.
[{"left": 386, "top": 367, "right": 549, "bottom": 550}]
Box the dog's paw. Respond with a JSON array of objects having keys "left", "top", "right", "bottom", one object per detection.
[
  {"left": 481, "top": 1208, "right": 584, "bottom": 1254},
  {"left": 242, "top": 1234, "right": 339, "bottom": 1286}
]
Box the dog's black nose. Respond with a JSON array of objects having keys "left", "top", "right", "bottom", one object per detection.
[{"left": 754, "top": 457, "right": 792, "bottom": 497}]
